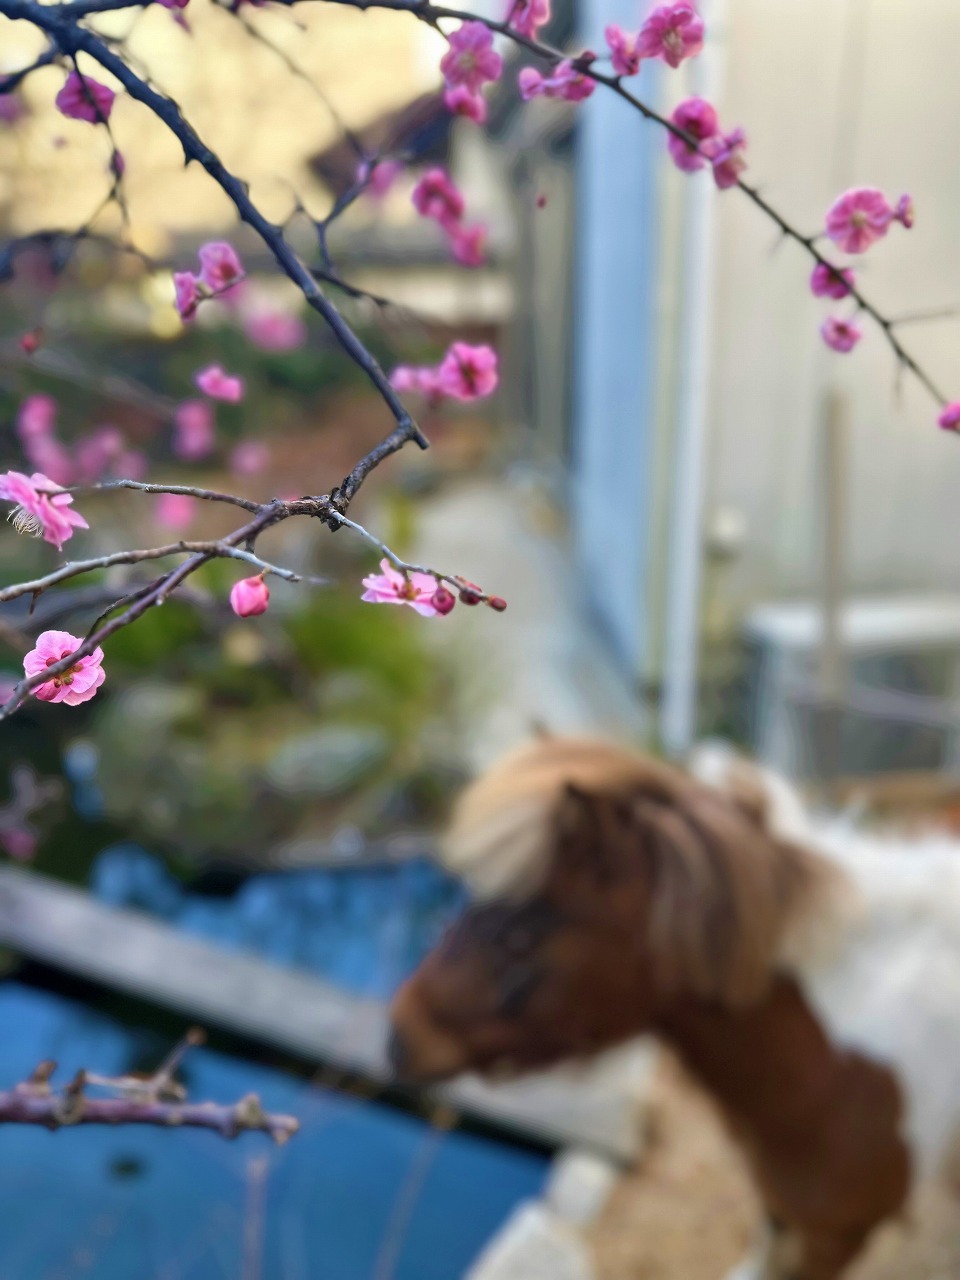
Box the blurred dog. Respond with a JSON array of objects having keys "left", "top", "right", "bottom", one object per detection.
[{"left": 389, "top": 736, "right": 960, "bottom": 1279}]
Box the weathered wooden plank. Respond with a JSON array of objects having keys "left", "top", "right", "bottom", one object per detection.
[{"left": 0, "top": 868, "right": 650, "bottom": 1160}]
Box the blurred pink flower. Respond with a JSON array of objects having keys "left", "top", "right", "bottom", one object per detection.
[
  {"left": 243, "top": 309, "right": 307, "bottom": 351},
  {"left": 0, "top": 470, "right": 87, "bottom": 550},
  {"left": 117, "top": 450, "right": 148, "bottom": 480},
  {"left": 604, "top": 25, "right": 643, "bottom": 77},
  {"left": 74, "top": 426, "right": 124, "bottom": 483},
  {"left": 24, "top": 630, "right": 105, "bottom": 706},
  {"left": 359, "top": 158, "right": 403, "bottom": 199},
  {"left": 937, "top": 402, "right": 960, "bottom": 432},
  {"left": 174, "top": 272, "right": 200, "bottom": 320},
  {"left": 361, "top": 559, "right": 440, "bottom": 617},
  {"left": 825, "top": 188, "right": 894, "bottom": 254},
  {"left": 230, "top": 441, "right": 270, "bottom": 475},
  {"left": 195, "top": 364, "right": 245, "bottom": 402},
  {"left": 229, "top": 575, "right": 270, "bottom": 617},
  {"left": 449, "top": 222, "right": 487, "bottom": 267},
  {"left": 820, "top": 315, "right": 863, "bottom": 353},
  {"left": 895, "top": 193, "right": 915, "bottom": 229},
  {"left": 437, "top": 342, "right": 499, "bottom": 400},
  {"left": 0, "top": 828, "right": 37, "bottom": 861},
  {"left": 506, "top": 0, "right": 550, "bottom": 39},
  {"left": 444, "top": 84, "right": 487, "bottom": 123},
  {"left": 702, "top": 126, "right": 747, "bottom": 189},
  {"left": 518, "top": 60, "right": 596, "bottom": 103},
  {"left": 389, "top": 365, "right": 446, "bottom": 399},
  {"left": 174, "top": 399, "right": 216, "bottom": 460},
  {"left": 810, "top": 262, "right": 855, "bottom": 300},
  {"left": 667, "top": 97, "right": 719, "bottom": 172},
  {"left": 637, "top": 2, "right": 704, "bottom": 68},
  {"left": 155, "top": 492, "right": 196, "bottom": 530},
  {"left": 16, "top": 394, "right": 57, "bottom": 442},
  {"left": 412, "top": 168, "right": 465, "bottom": 227},
  {"left": 55, "top": 71, "right": 115, "bottom": 124},
  {"left": 441, "top": 22, "right": 503, "bottom": 96},
  {"left": 198, "top": 241, "right": 244, "bottom": 293}
]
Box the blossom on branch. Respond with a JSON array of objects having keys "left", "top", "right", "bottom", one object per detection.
[
  {"left": 55, "top": 71, "right": 115, "bottom": 124},
  {"left": 229, "top": 575, "right": 270, "bottom": 617},
  {"left": 604, "top": 26, "right": 644, "bottom": 77},
  {"left": 412, "top": 168, "right": 465, "bottom": 227},
  {"left": 506, "top": 0, "right": 551, "bottom": 40},
  {"left": 518, "top": 59, "right": 596, "bottom": 103},
  {"left": 174, "top": 271, "right": 201, "bottom": 321},
  {"left": 444, "top": 84, "right": 487, "bottom": 124},
  {"left": 198, "top": 241, "right": 244, "bottom": 293},
  {"left": 0, "top": 470, "right": 88, "bottom": 551},
  {"left": 820, "top": 315, "right": 862, "bottom": 353},
  {"left": 701, "top": 126, "right": 748, "bottom": 189},
  {"left": 824, "top": 187, "right": 913, "bottom": 255},
  {"left": 441, "top": 23, "right": 503, "bottom": 97},
  {"left": 637, "top": 2, "right": 704, "bottom": 68},
  {"left": 938, "top": 402, "right": 960, "bottom": 432},
  {"left": 195, "top": 364, "right": 245, "bottom": 402},
  {"left": 437, "top": 342, "right": 499, "bottom": 399},
  {"left": 24, "top": 631, "right": 105, "bottom": 706},
  {"left": 666, "top": 97, "right": 718, "bottom": 172},
  {"left": 362, "top": 560, "right": 442, "bottom": 616},
  {"left": 449, "top": 222, "right": 488, "bottom": 267},
  {"left": 810, "top": 262, "right": 855, "bottom": 300}
]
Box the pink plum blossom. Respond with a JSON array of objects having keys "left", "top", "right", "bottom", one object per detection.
[
  {"left": 230, "top": 441, "right": 270, "bottom": 475},
  {"left": 637, "top": 2, "right": 704, "bottom": 67},
  {"left": 412, "top": 168, "right": 465, "bottom": 228},
  {"left": 194, "top": 364, "right": 245, "bottom": 403},
  {"left": 938, "top": 402, "right": 960, "bottom": 432},
  {"left": 361, "top": 158, "right": 403, "bottom": 200},
  {"left": 55, "top": 72, "right": 115, "bottom": 124},
  {"left": 895, "top": 194, "right": 915, "bottom": 229},
  {"left": 174, "top": 272, "right": 200, "bottom": 320},
  {"left": 449, "top": 222, "right": 488, "bottom": 267},
  {"left": 444, "top": 84, "right": 487, "bottom": 123},
  {"left": 506, "top": 0, "right": 551, "bottom": 39},
  {"left": 174, "top": 399, "right": 216, "bottom": 460},
  {"left": 155, "top": 493, "right": 196, "bottom": 530},
  {"left": 0, "top": 471, "right": 88, "bottom": 551},
  {"left": 437, "top": 342, "right": 499, "bottom": 400},
  {"left": 197, "top": 241, "right": 244, "bottom": 293},
  {"left": 604, "top": 25, "right": 643, "bottom": 77},
  {"left": 229, "top": 575, "right": 270, "bottom": 617},
  {"left": 74, "top": 426, "right": 124, "bottom": 483},
  {"left": 825, "top": 188, "right": 895, "bottom": 254},
  {"left": 810, "top": 262, "right": 855, "bottom": 300},
  {"left": 701, "top": 126, "right": 747, "bottom": 189},
  {"left": 243, "top": 308, "right": 307, "bottom": 351},
  {"left": 361, "top": 559, "right": 441, "bottom": 617},
  {"left": 389, "top": 365, "right": 446, "bottom": 399},
  {"left": 17, "top": 394, "right": 56, "bottom": 442},
  {"left": 24, "top": 630, "right": 105, "bottom": 706},
  {"left": 667, "top": 97, "right": 718, "bottom": 172},
  {"left": 157, "top": 0, "right": 190, "bottom": 9},
  {"left": 820, "top": 315, "right": 863, "bottom": 353},
  {"left": 16, "top": 395, "right": 72, "bottom": 484},
  {"left": 518, "top": 59, "right": 596, "bottom": 103},
  {"left": 441, "top": 22, "right": 503, "bottom": 96}
]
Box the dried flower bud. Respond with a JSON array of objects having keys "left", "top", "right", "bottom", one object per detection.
[
  {"left": 19, "top": 330, "right": 42, "bottom": 355},
  {"left": 459, "top": 587, "right": 482, "bottom": 606},
  {"left": 486, "top": 595, "right": 507, "bottom": 612},
  {"left": 432, "top": 586, "right": 456, "bottom": 616}
]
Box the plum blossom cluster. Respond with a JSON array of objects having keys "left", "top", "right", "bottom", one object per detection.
[
  {"left": 519, "top": 58, "right": 596, "bottom": 103},
  {"left": 605, "top": 2, "right": 704, "bottom": 76},
  {"left": 390, "top": 342, "right": 499, "bottom": 403},
  {"left": 362, "top": 559, "right": 505, "bottom": 618},
  {"left": 16, "top": 395, "right": 144, "bottom": 487},
  {"left": 411, "top": 169, "right": 487, "bottom": 267},
  {"left": 174, "top": 241, "right": 245, "bottom": 321},
  {"left": 667, "top": 98, "right": 747, "bottom": 189},
  {"left": 816, "top": 188, "right": 913, "bottom": 354},
  {"left": 441, "top": 22, "right": 503, "bottom": 124}
]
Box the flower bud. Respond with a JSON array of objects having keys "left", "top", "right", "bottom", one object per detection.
[
  {"left": 432, "top": 586, "right": 456, "bottom": 616},
  {"left": 229, "top": 574, "right": 269, "bottom": 618},
  {"left": 19, "top": 330, "right": 42, "bottom": 355},
  {"left": 486, "top": 595, "right": 507, "bottom": 612},
  {"left": 459, "top": 587, "right": 482, "bottom": 606}
]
